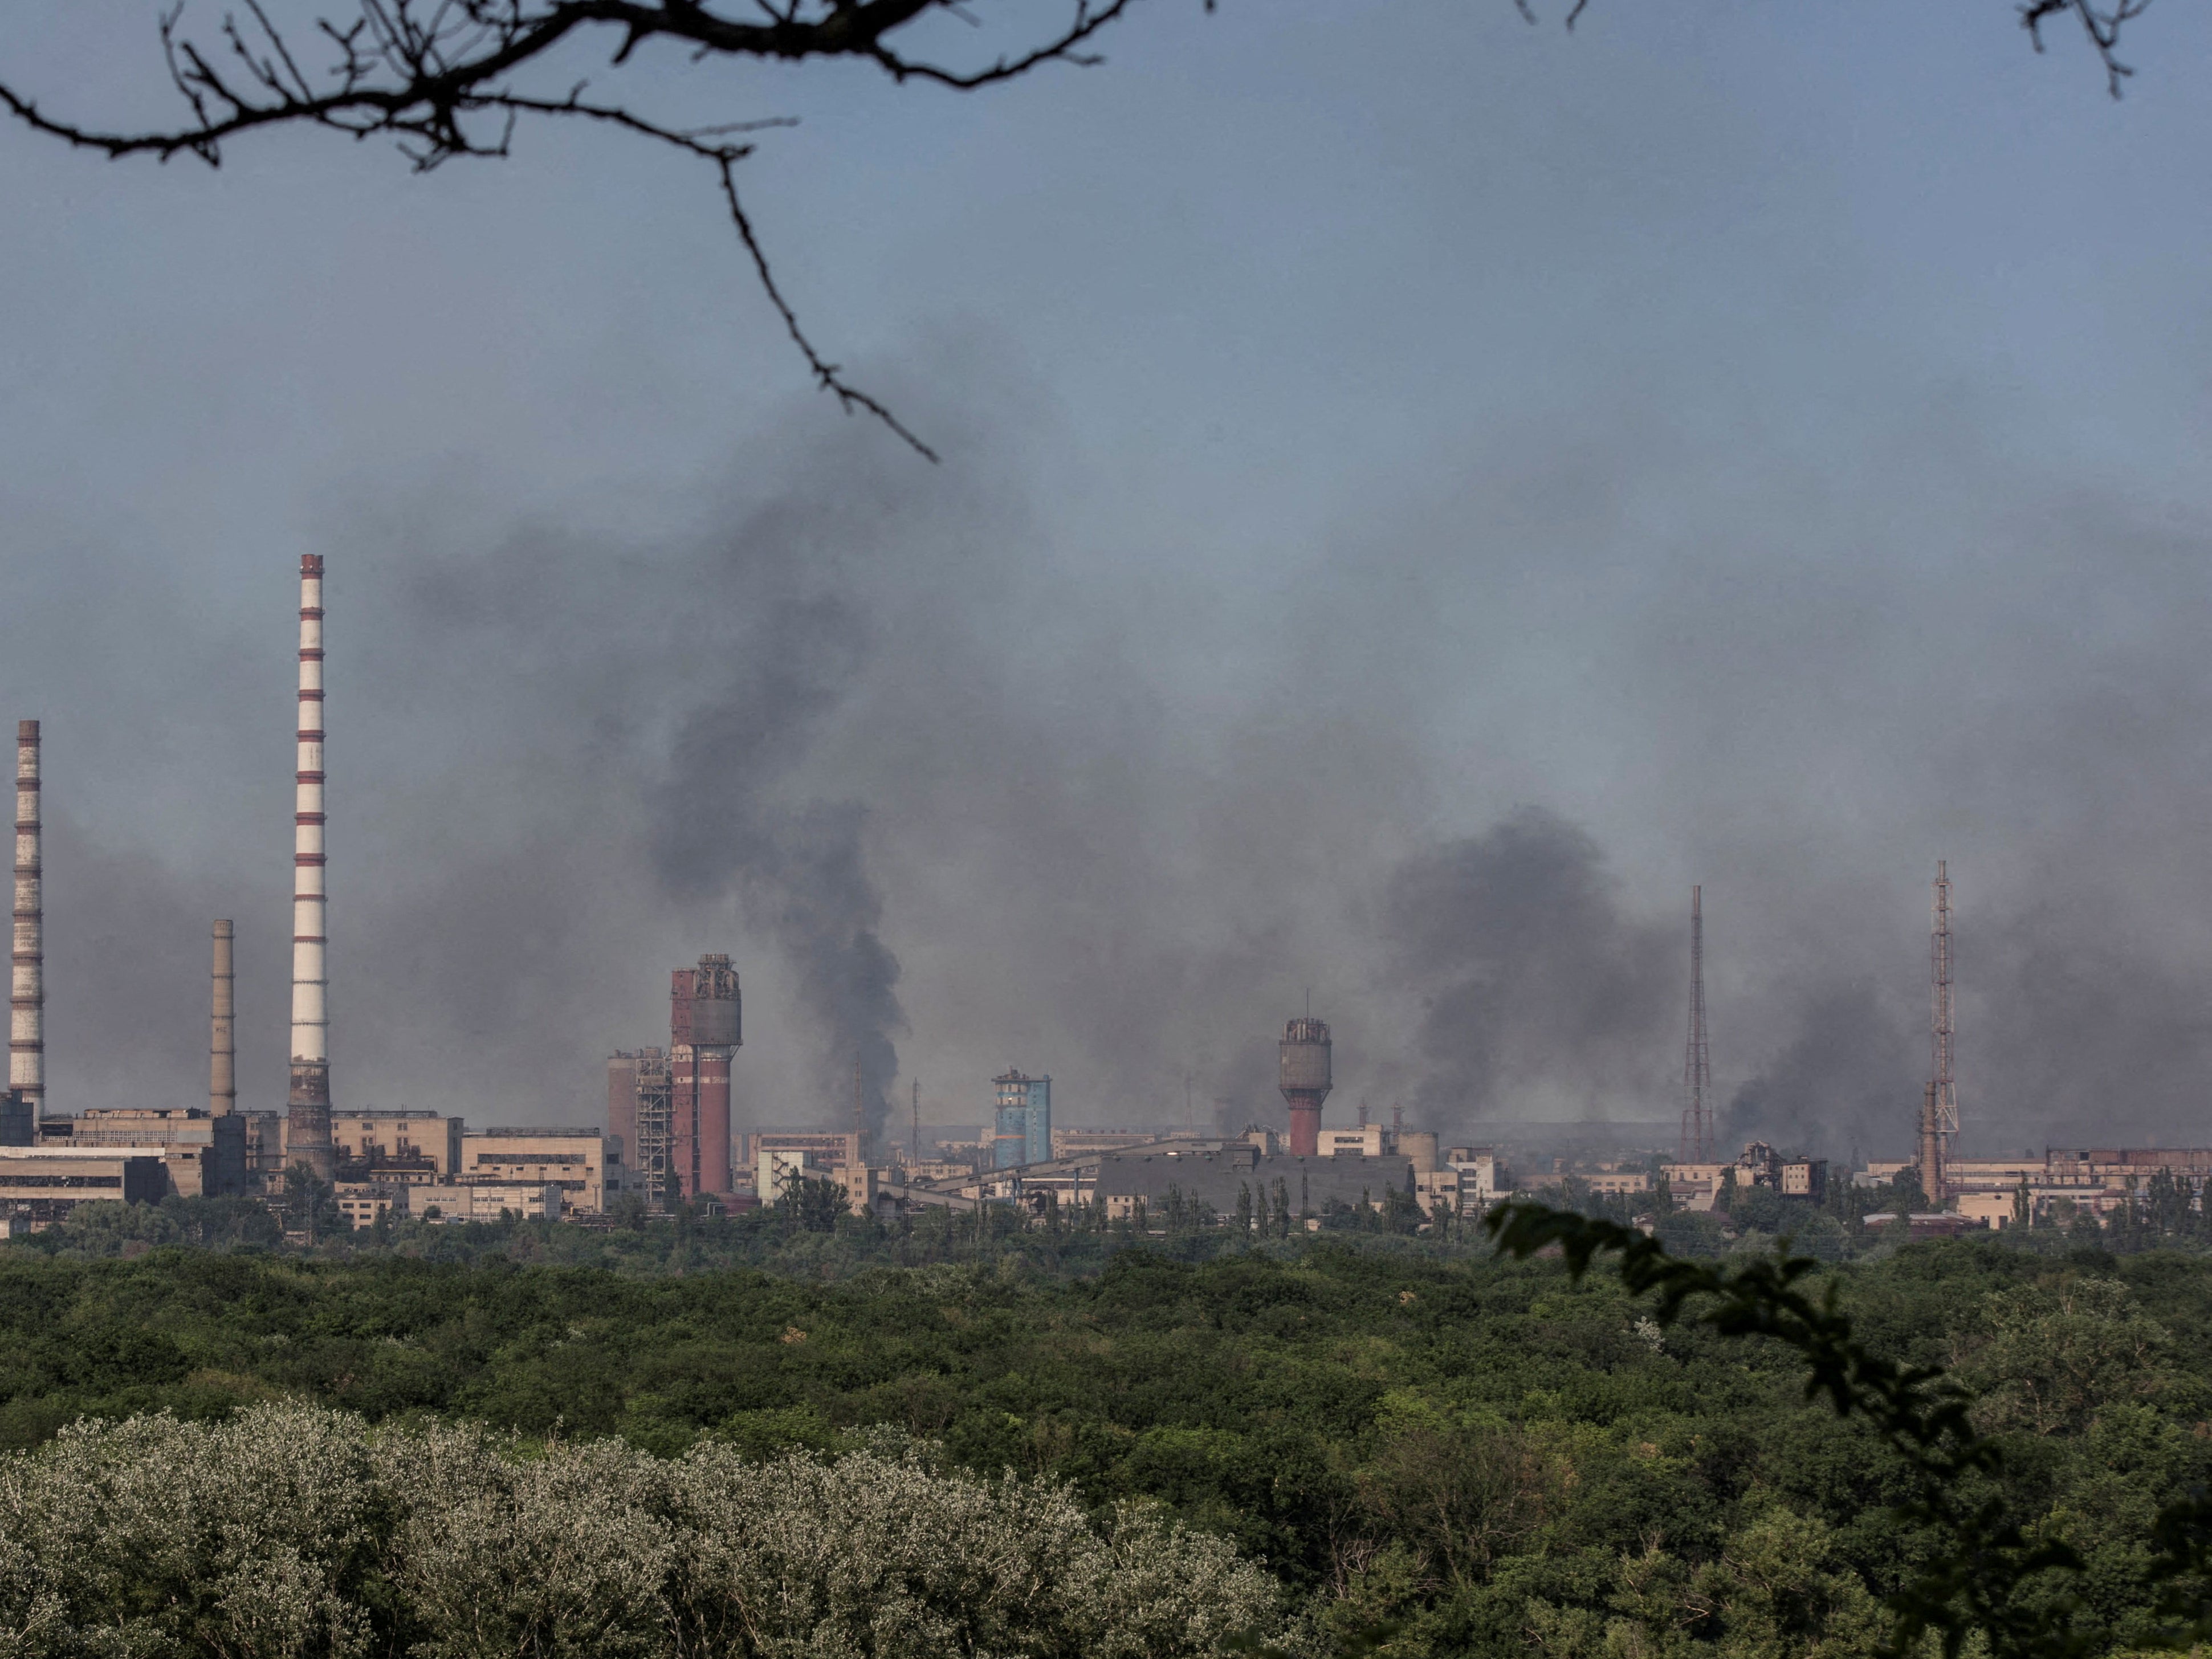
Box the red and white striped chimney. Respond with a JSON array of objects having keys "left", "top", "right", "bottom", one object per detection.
[
  {"left": 286, "top": 556, "right": 335, "bottom": 1180},
  {"left": 10, "top": 722, "right": 41, "bottom": 1119}
]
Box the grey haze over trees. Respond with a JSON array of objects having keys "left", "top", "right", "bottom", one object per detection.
[{"left": 0, "top": 0, "right": 2159, "bottom": 456}]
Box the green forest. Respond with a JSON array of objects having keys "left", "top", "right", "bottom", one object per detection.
[{"left": 3, "top": 1212, "right": 2210, "bottom": 1658}]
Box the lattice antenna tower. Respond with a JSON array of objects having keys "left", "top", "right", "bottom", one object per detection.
[
  {"left": 1931, "top": 861, "right": 1958, "bottom": 1148},
  {"left": 1681, "top": 886, "right": 1712, "bottom": 1161}
]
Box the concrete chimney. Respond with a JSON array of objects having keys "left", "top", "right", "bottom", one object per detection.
[
  {"left": 210, "top": 920, "right": 235, "bottom": 1116},
  {"left": 10, "top": 721, "right": 40, "bottom": 1119},
  {"left": 286, "top": 557, "right": 334, "bottom": 1180}
]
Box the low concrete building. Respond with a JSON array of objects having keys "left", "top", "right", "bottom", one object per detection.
[
  {"left": 759, "top": 1143, "right": 839, "bottom": 1202},
  {"left": 1446, "top": 1148, "right": 1502, "bottom": 1205},
  {"left": 1094, "top": 1144, "right": 1420, "bottom": 1224},
  {"left": 1665, "top": 1142, "right": 1826, "bottom": 1208},
  {"left": 409, "top": 1181, "right": 564, "bottom": 1223},
  {"left": 239, "top": 1112, "right": 287, "bottom": 1189},
  {"left": 899, "top": 1157, "right": 978, "bottom": 1184},
  {"left": 331, "top": 1110, "right": 462, "bottom": 1187},
  {"left": 1318, "top": 1125, "right": 1391, "bottom": 1159},
  {"left": 461, "top": 1127, "right": 607, "bottom": 1213},
  {"left": 1050, "top": 1127, "right": 1164, "bottom": 1159},
  {"left": 0, "top": 1146, "right": 165, "bottom": 1226},
  {"left": 334, "top": 1182, "right": 402, "bottom": 1229},
  {"left": 743, "top": 1130, "right": 863, "bottom": 1176},
  {"left": 66, "top": 1108, "right": 248, "bottom": 1198},
  {"left": 1525, "top": 1168, "right": 1652, "bottom": 1197}
]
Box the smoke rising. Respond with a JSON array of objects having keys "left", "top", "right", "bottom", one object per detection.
[
  {"left": 651, "top": 589, "right": 908, "bottom": 1148},
  {"left": 1721, "top": 981, "right": 1918, "bottom": 1163},
  {"left": 13, "top": 362, "right": 2212, "bottom": 1165},
  {"left": 1383, "top": 808, "right": 1675, "bottom": 1123}
]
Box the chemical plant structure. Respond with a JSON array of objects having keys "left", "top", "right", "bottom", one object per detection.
[
  {"left": 4, "top": 563, "right": 2207, "bottom": 1244},
  {"left": 851, "top": 1016, "right": 1493, "bottom": 1233},
  {"left": 598, "top": 997, "right": 1500, "bottom": 1233},
  {"left": 0, "top": 560, "right": 629, "bottom": 1237}
]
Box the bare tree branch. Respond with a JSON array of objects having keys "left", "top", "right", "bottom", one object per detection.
[
  {"left": 0, "top": 2, "right": 2157, "bottom": 453},
  {"left": 2020, "top": 0, "right": 2151, "bottom": 97},
  {"left": 0, "top": 1, "right": 1131, "bottom": 456}
]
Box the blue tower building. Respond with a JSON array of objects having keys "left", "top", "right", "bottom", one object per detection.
[{"left": 992, "top": 1069, "right": 1052, "bottom": 1168}]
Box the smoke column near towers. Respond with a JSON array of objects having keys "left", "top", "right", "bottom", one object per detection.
[{"left": 16, "top": 380, "right": 2212, "bottom": 1161}]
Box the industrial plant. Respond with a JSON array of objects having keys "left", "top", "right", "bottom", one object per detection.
[
  {"left": 4, "top": 559, "right": 2211, "bottom": 1244},
  {"left": 0, "top": 558, "right": 645, "bottom": 1234}
]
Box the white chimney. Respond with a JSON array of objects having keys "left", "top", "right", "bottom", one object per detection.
[{"left": 286, "top": 556, "right": 333, "bottom": 1179}]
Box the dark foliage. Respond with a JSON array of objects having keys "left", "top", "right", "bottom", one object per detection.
[{"left": 6, "top": 1214, "right": 2212, "bottom": 1655}]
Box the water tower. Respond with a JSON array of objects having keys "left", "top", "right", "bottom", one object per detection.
[{"left": 1278, "top": 1017, "right": 1333, "bottom": 1157}]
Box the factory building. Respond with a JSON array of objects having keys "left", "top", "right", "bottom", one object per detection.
[
  {"left": 992, "top": 1070, "right": 1050, "bottom": 1168},
  {"left": 1664, "top": 1142, "right": 1828, "bottom": 1209},
  {"left": 1049, "top": 1127, "right": 1158, "bottom": 1159},
  {"left": 1853, "top": 1146, "right": 2212, "bottom": 1232},
  {"left": 404, "top": 1181, "right": 564, "bottom": 1224},
  {"left": 331, "top": 1110, "right": 463, "bottom": 1185},
  {"left": 749, "top": 1130, "right": 862, "bottom": 1201},
  {"left": 63, "top": 1107, "right": 248, "bottom": 1198},
  {"left": 608, "top": 1047, "right": 675, "bottom": 1210},
  {"left": 461, "top": 1127, "right": 610, "bottom": 1214},
  {"left": 238, "top": 1112, "right": 287, "bottom": 1188},
  {"left": 0, "top": 1147, "right": 164, "bottom": 1230},
  {"left": 1093, "top": 1143, "right": 1422, "bottom": 1223}
]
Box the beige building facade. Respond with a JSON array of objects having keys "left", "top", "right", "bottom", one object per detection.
[
  {"left": 330, "top": 1110, "right": 463, "bottom": 1185},
  {"left": 64, "top": 1108, "right": 248, "bottom": 1198},
  {"left": 462, "top": 1128, "right": 606, "bottom": 1213},
  {"left": 0, "top": 1146, "right": 165, "bottom": 1226},
  {"left": 410, "top": 1180, "right": 565, "bottom": 1222}
]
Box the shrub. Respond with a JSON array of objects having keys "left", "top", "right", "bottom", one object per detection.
[{"left": 0, "top": 1404, "right": 1291, "bottom": 1659}]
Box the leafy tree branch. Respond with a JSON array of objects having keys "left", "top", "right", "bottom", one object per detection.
[{"left": 1484, "top": 1200, "right": 2212, "bottom": 1659}]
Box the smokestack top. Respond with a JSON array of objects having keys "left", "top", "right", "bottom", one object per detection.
[
  {"left": 15, "top": 722, "right": 35, "bottom": 744},
  {"left": 213, "top": 918, "right": 233, "bottom": 937},
  {"left": 300, "top": 553, "right": 323, "bottom": 577}
]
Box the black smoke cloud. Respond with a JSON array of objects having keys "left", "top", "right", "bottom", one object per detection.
[
  {"left": 649, "top": 569, "right": 906, "bottom": 1147},
  {"left": 1721, "top": 981, "right": 1917, "bottom": 1163},
  {"left": 20, "top": 374, "right": 2212, "bottom": 1165},
  {"left": 1383, "top": 808, "right": 1676, "bottom": 1125}
]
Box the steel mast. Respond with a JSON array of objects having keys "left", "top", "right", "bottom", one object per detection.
[
  {"left": 1681, "top": 886, "right": 1711, "bottom": 1161},
  {"left": 1929, "top": 861, "right": 1957, "bottom": 1195}
]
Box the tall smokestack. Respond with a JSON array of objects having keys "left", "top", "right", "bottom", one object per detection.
[
  {"left": 10, "top": 722, "right": 40, "bottom": 1119},
  {"left": 210, "top": 920, "right": 235, "bottom": 1116},
  {"left": 287, "top": 556, "right": 334, "bottom": 1180},
  {"left": 1917, "top": 1081, "right": 1944, "bottom": 1209}
]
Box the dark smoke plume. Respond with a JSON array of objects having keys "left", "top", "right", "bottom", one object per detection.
[
  {"left": 1721, "top": 980, "right": 1917, "bottom": 1161},
  {"left": 1383, "top": 807, "right": 1675, "bottom": 1125},
  {"left": 643, "top": 521, "right": 906, "bottom": 1152}
]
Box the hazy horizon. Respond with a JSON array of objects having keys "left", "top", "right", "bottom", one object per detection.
[{"left": 3, "top": 3, "right": 2208, "bottom": 1162}]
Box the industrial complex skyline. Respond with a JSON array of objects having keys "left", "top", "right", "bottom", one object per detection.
[{"left": 4, "top": 10, "right": 2212, "bottom": 1159}]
